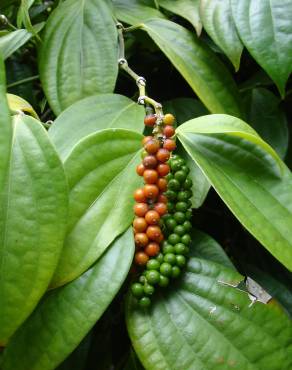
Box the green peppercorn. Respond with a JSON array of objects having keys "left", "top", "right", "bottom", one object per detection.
[
  {"left": 146, "top": 270, "right": 160, "bottom": 284},
  {"left": 176, "top": 255, "right": 186, "bottom": 267},
  {"left": 147, "top": 259, "right": 160, "bottom": 270},
  {"left": 164, "top": 253, "right": 176, "bottom": 265},
  {"left": 168, "top": 233, "right": 181, "bottom": 245},
  {"left": 164, "top": 190, "right": 176, "bottom": 201},
  {"left": 183, "top": 177, "right": 192, "bottom": 189},
  {"left": 168, "top": 179, "right": 180, "bottom": 191},
  {"left": 177, "top": 191, "right": 189, "bottom": 202},
  {"left": 171, "top": 266, "right": 181, "bottom": 278},
  {"left": 175, "top": 201, "right": 188, "bottom": 212},
  {"left": 182, "top": 220, "right": 192, "bottom": 232},
  {"left": 139, "top": 296, "right": 151, "bottom": 308},
  {"left": 173, "top": 211, "right": 186, "bottom": 224},
  {"left": 174, "top": 225, "right": 185, "bottom": 236},
  {"left": 160, "top": 262, "right": 172, "bottom": 276},
  {"left": 181, "top": 234, "right": 191, "bottom": 245},
  {"left": 144, "top": 284, "right": 155, "bottom": 295},
  {"left": 181, "top": 165, "right": 190, "bottom": 174},
  {"left": 174, "top": 242, "right": 188, "bottom": 255},
  {"left": 185, "top": 210, "right": 192, "bottom": 220},
  {"left": 167, "top": 202, "right": 175, "bottom": 212},
  {"left": 162, "top": 243, "right": 175, "bottom": 254},
  {"left": 156, "top": 253, "right": 164, "bottom": 263},
  {"left": 131, "top": 283, "right": 144, "bottom": 298},
  {"left": 174, "top": 170, "right": 187, "bottom": 183},
  {"left": 165, "top": 218, "right": 177, "bottom": 230}
]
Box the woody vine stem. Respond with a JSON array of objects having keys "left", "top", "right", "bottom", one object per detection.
[{"left": 116, "top": 22, "right": 165, "bottom": 138}]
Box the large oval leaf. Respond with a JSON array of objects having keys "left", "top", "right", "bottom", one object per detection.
[
  {"left": 48, "top": 94, "right": 145, "bottom": 161},
  {"left": 140, "top": 19, "right": 242, "bottom": 117},
  {"left": 0, "top": 55, "right": 12, "bottom": 198},
  {"left": 158, "top": 0, "right": 202, "bottom": 36},
  {"left": 177, "top": 114, "right": 292, "bottom": 271},
  {"left": 231, "top": 0, "right": 292, "bottom": 96},
  {"left": 0, "top": 115, "right": 68, "bottom": 344},
  {"left": 2, "top": 228, "right": 134, "bottom": 370},
  {"left": 0, "top": 29, "right": 32, "bottom": 60},
  {"left": 246, "top": 88, "right": 288, "bottom": 159},
  {"left": 51, "top": 129, "right": 142, "bottom": 287},
  {"left": 113, "top": 0, "right": 165, "bottom": 25},
  {"left": 126, "top": 232, "right": 292, "bottom": 370},
  {"left": 39, "top": 0, "right": 118, "bottom": 115},
  {"left": 200, "top": 0, "right": 243, "bottom": 70}
]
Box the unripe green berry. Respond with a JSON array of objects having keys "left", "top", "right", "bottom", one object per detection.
[
  {"left": 176, "top": 255, "right": 186, "bottom": 267},
  {"left": 168, "top": 233, "right": 181, "bottom": 245},
  {"left": 139, "top": 296, "right": 151, "bottom": 308},
  {"left": 164, "top": 253, "right": 176, "bottom": 265},
  {"left": 131, "top": 283, "right": 144, "bottom": 298},
  {"left": 160, "top": 262, "right": 172, "bottom": 276},
  {"left": 174, "top": 225, "right": 185, "bottom": 236},
  {"left": 146, "top": 270, "right": 160, "bottom": 284},
  {"left": 144, "top": 284, "right": 155, "bottom": 295},
  {"left": 159, "top": 275, "right": 169, "bottom": 287},
  {"left": 147, "top": 259, "right": 160, "bottom": 270},
  {"left": 171, "top": 266, "right": 181, "bottom": 278}
]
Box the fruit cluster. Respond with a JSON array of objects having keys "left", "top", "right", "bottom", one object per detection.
[{"left": 131, "top": 113, "right": 193, "bottom": 308}]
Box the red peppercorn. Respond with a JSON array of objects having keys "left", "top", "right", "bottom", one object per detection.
[
  {"left": 134, "top": 233, "right": 149, "bottom": 248},
  {"left": 135, "top": 251, "right": 149, "bottom": 265},
  {"left": 144, "top": 184, "right": 159, "bottom": 200},
  {"left": 163, "top": 139, "right": 176, "bottom": 152},
  {"left": 133, "top": 217, "right": 148, "bottom": 232},
  {"left": 163, "top": 125, "right": 175, "bottom": 138},
  {"left": 143, "top": 155, "right": 158, "bottom": 169},
  {"left": 145, "top": 210, "right": 160, "bottom": 225},
  {"left": 143, "top": 169, "right": 159, "bottom": 184},
  {"left": 157, "top": 163, "right": 170, "bottom": 177},
  {"left": 146, "top": 225, "right": 162, "bottom": 242},
  {"left": 156, "top": 148, "right": 170, "bottom": 163},
  {"left": 144, "top": 114, "right": 156, "bottom": 127},
  {"left": 158, "top": 194, "right": 168, "bottom": 203},
  {"left": 154, "top": 202, "right": 167, "bottom": 215},
  {"left": 157, "top": 178, "right": 167, "bottom": 191},
  {"left": 134, "top": 203, "right": 149, "bottom": 217},
  {"left": 144, "top": 139, "right": 160, "bottom": 154},
  {"left": 142, "top": 136, "right": 153, "bottom": 146},
  {"left": 136, "top": 163, "right": 145, "bottom": 176},
  {"left": 134, "top": 188, "right": 146, "bottom": 202},
  {"left": 145, "top": 242, "right": 160, "bottom": 257}
]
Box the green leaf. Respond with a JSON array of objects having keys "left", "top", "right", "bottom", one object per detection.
[
  {"left": 246, "top": 88, "right": 288, "bottom": 159},
  {"left": 190, "top": 229, "right": 235, "bottom": 270},
  {"left": 177, "top": 114, "right": 292, "bottom": 271},
  {"left": 17, "top": 0, "right": 37, "bottom": 37},
  {"left": 0, "top": 55, "right": 12, "bottom": 197},
  {"left": 2, "top": 229, "right": 134, "bottom": 370},
  {"left": 127, "top": 258, "right": 292, "bottom": 369},
  {"left": 51, "top": 129, "right": 142, "bottom": 287},
  {"left": 158, "top": 0, "right": 202, "bottom": 36},
  {"left": 140, "top": 19, "right": 242, "bottom": 117},
  {"left": 200, "top": 0, "right": 243, "bottom": 71},
  {"left": 0, "top": 29, "right": 32, "bottom": 59},
  {"left": 49, "top": 94, "right": 145, "bottom": 161},
  {"left": 231, "top": 0, "right": 292, "bottom": 96},
  {"left": 113, "top": 0, "right": 165, "bottom": 25},
  {"left": 0, "top": 114, "right": 68, "bottom": 345},
  {"left": 39, "top": 0, "right": 118, "bottom": 115}
]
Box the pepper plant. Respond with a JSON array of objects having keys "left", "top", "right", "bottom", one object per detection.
[{"left": 0, "top": 0, "right": 292, "bottom": 369}]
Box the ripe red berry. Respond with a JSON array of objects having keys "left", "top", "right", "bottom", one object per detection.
[
  {"left": 163, "top": 139, "right": 176, "bottom": 151},
  {"left": 163, "top": 125, "right": 175, "bottom": 138},
  {"left": 156, "top": 148, "right": 170, "bottom": 163},
  {"left": 145, "top": 139, "right": 160, "bottom": 154},
  {"left": 135, "top": 251, "right": 149, "bottom": 265},
  {"left": 154, "top": 202, "right": 167, "bottom": 215},
  {"left": 144, "top": 114, "right": 156, "bottom": 127},
  {"left": 145, "top": 210, "right": 160, "bottom": 225},
  {"left": 133, "top": 217, "right": 148, "bottom": 232},
  {"left": 145, "top": 242, "right": 160, "bottom": 257},
  {"left": 144, "top": 184, "right": 159, "bottom": 200},
  {"left": 163, "top": 113, "right": 175, "bottom": 126},
  {"left": 136, "top": 163, "right": 145, "bottom": 176},
  {"left": 142, "top": 136, "right": 153, "bottom": 146},
  {"left": 157, "top": 178, "right": 167, "bottom": 191},
  {"left": 143, "top": 169, "right": 159, "bottom": 184},
  {"left": 146, "top": 225, "right": 162, "bottom": 242},
  {"left": 157, "top": 163, "right": 170, "bottom": 177},
  {"left": 134, "top": 203, "right": 149, "bottom": 217},
  {"left": 143, "top": 155, "right": 158, "bottom": 169},
  {"left": 134, "top": 233, "right": 149, "bottom": 248},
  {"left": 134, "top": 188, "right": 146, "bottom": 202},
  {"left": 158, "top": 194, "right": 168, "bottom": 203}
]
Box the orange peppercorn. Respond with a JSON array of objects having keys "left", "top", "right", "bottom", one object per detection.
[
  {"left": 144, "top": 114, "right": 156, "bottom": 127},
  {"left": 156, "top": 148, "right": 170, "bottom": 163},
  {"left": 144, "top": 184, "right": 159, "bottom": 200},
  {"left": 163, "top": 125, "right": 175, "bottom": 138},
  {"left": 154, "top": 202, "right": 167, "bottom": 215},
  {"left": 157, "top": 178, "right": 167, "bottom": 191},
  {"left": 146, "top": 225, "right": 162, "bottom": 242},
  {"left": 134, "top": 188, "right": 146, "bottom": 202},
  {"left": 143, "top": 169, "right": 159, "bottom": 184},
  {"left": 163, "top": 139, "right": 176, "bottom": 152},
  {"left": 133, "top": 217, "right": 148, "bottom": 232},
  {"left": 144, "top": 139, "right": 160, "bottom": 154},
  {"left": 157, "top": 163, "right": 170, "bottom": 177},
  {"left": 134, "top": 203, "right": 149, "bottom": 217},
  {"left": 145, "top": 242, "right": 160, "bottom": 256},
  {"left": 134, "top": 233, "right": 149, "bottom": 248},
  {"left": 135, "top": 251, "right": 149, "bottom": 265},
  {"left": 145, "top": 210, "right": 160, "bottom": 225}
]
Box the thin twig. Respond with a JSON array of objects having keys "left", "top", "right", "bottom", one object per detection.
[{"left": 7, "top": 75, "right": 39, "bottom": 88}]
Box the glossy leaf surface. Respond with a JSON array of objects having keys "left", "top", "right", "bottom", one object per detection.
[
  {"left": 177, "top": 114, "right": 292, "bottom": 271},
  {"left": 51, "top": 129, "right": 142, "bottom": 287},
  {"left": 127, "top": 231, "right": 292, "bottom": 370},
  {"left": 3, "top": 229, "right": 134, "bottom": 370},
  {"left": 141, "top": 19, "right": 242, "bottom": 117},
  {"left": 231, "top": 0, "right": 292, "bottom": 96},
  {"left": 49, "top": 94, "right": 144, "bottom": 161},
  {"left": 0, "top": 115, "right": 68, "bottom": 344},
  {"left": 0, "top": 29, "right": 32, "bottom": 59},
  {"left": 200, "top": 0, "right": 243, "bottom": 70},
  {"left": 39, "top": 0, "right": 118, "bottom": 114}
]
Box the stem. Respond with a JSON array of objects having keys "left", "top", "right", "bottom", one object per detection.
[
  {"left": 116, "top": 21, "right": 164, "bottom": 129},
  {"left": 7, "top": 75, "right": 39, "bottom": 88}
]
